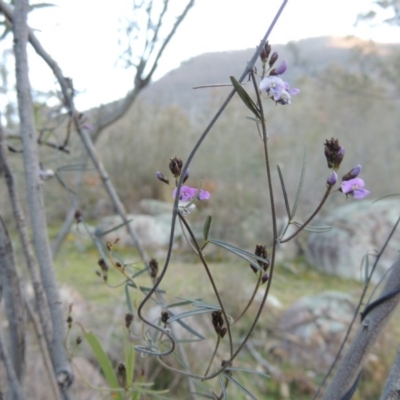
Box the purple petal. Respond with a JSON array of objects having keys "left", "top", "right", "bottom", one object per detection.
[
  {"left": 260, "top": 76, "right": 285, "bottom": 92},
  {"left": 173, "top": 186, "right": 210, "bottom": 202},
  {"left": 350, "top": 165, "right": 362, "bottom": 178},
  {"left": 353, "top": 189, "right": 370, "bottom": 200},
  {"left": 198, "top": 190, "right": 211, "bottom": 200},
  {"left": 288, "top": 88, "right": 300, "bottom": 95},
  {"left": 275, "top": 59, "right": 288, "bottom": 75}
]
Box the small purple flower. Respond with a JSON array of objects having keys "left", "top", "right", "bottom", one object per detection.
[
  {"left": 172, "top": 185, "right": 210, "bottom": 202},
  {"left": 259, "top": 76, "right": 299, "bottom": 105},
  {"left": 341, "top": 178, "right": 370, "bottom": 199}
]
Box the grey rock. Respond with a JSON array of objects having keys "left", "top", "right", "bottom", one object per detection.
[
  {"left": 278, "top": 291, "right": 356, "bottom": 369},
  {"left": 139, "top": 199, "right": 173, "bottom": 215},
  {"left": 98, "top": 213, "right": 182, "bottom": 248},
  {"left": 305, "top": 199, "right": 400, "bottom": 282}
]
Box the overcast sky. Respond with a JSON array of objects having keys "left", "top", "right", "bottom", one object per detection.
[{"left": 2, "top": 0, "right": 399, "bottom": 110}]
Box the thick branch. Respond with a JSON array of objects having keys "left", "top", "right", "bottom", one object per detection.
[
  {"left": 11, "top": 0, "right": 73, "bottom": 393},
  {"left": 0, "top": 215, "right": 25, "bottom": 383},
  {"left": 323, "top": 255, "right": 400, "bottom": 399},
  {"left": 0, "top": 324, "right": 24, "bottom": 400},
  {"left": 381, "top": 345, "right": 400, "bottom": 400}
]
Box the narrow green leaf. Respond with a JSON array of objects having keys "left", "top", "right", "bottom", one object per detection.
[
  {"left": 225, "top": 367, "right": 269, "bottom": 378},
  {"left": 125, "top": 284, "right": 134, "bottom": 316},
  {"left": 223, "top": 373, "right": 257, "bottom": 400},
  {"left": 203, "top": 215, "right": 212, "bottom": 242},
  {"left": 96, "top": 219, "right": 133, "bottom": 237},
  {"left": 124, "top": 330, "right": 135, "bottom": 390},
  {"left": 126, "top": 281, "right": 166, "bottom": 294},
  {"left": 291, "top": 145, "right": 307, "bottom": 219},
  {"left": 167, "top": 299, "right": 203, "bottom": 308},
  {"left": 54, "top": 173, "right": 77, "bottom": 195},
  {"left": 218, "top": 375, "right": 228, "bottom": 400},
  {"left": 82, "top": 330, "right": 123, "bottom": 400},
  {"left": 245, "top": 116, "right": 261, "bottom": 123},
  {"left": 167, "top": 307, "right": 218, "bottom": 323},
  {"left": 170, "top": 316, "right": 205, "bottom": 340},
  {"left": 190, "top": 393, "right": 215, "bottom": 399},
  {"left": 277, "top": 165, "right": 291, "bottom": 220},
  {"left": 292, "top": 221, "right": 332, "bottom": 233},
  {"left": 208, "top": 238, "right": 266, "bottom": 272},
  {"left": 230, "top": 76, "right": 261, "bottom": 119}
]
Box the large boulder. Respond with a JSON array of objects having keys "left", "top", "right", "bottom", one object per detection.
[
  {"left": 305, "top": 199, "right": 400, "bottom": 282},
  {"left": 277, "top": 291, "right": 356, "bottom": 370},
  {"left": 97, "top": 212, "right": 182, "bottom": 248}
]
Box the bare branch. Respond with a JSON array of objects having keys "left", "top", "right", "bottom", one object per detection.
[
  {"left": 0, "top": 324, "right": 24, "bottom": 400},
  {"left": 381, "top": 345, "right": 400, "bottom": 400},
  {"left": 0, "top": 116, "right": 54, "bottom": 362},
  {"left": 0, "top": 215, "right": 25, "bottom": 383},
  {"left": 323, "top": 255, "right": 400, "bottom": 399},
  {"left": 10, "top": 0, "right": 73, "bottom": 393}
]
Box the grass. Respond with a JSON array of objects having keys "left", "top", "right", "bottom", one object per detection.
[{"left": 51, "top": 231, "right": 400, "bottom": 400}]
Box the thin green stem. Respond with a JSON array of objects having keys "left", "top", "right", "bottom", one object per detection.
[
  {"left": 279, "top": 185, "right": 332, "bottom": 243},
  {"left": 178, "top": 214, "right": 234, "bottom": 357},
  {"left": 232, "top": 273, "right": 262, "bottom": 325},
  {"left": 204, "top": 336, "right": 221, "bottom": 377}
]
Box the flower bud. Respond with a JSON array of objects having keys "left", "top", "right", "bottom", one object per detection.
[
  {"left": 182, "top": 169, "right": 189, "bottom": 183},
  {"left": 169, "top": 157, "right": 183, "bottom": 178},
  {"left": 269, "top": 52, "right": 279, "bottom": 68},
  {"left": 156, "top": 171, "right": 169, "bottom": 184},
  {"left": 342, "top": 165, "right": 362, "bottom": 182},
  {"left": 262, "top": 273, "right": 269, "bottom": 284},
  {"left": 274, "top": 59, "right": 288, "bottom": 75},
  {"left": 327, "top": 170, "right": 338, "bottom": 186},
  {"left": 260, "top": 42, "right": 271, "bottom": 63},
  {"left": 324, "top": 138, "right": 344, "bottom": 170}
]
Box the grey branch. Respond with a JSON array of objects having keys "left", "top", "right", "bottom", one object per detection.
[
  {"left": 0, "top": 215, "right": 25, "bottom": 384},
  {"left": 323, "top": 255, "right": 400, "bottom": 399},
  {"left": 10, "top": 0, "right": 73, "bottom": 394},
  {"left": 380, "top": 344, "right": 400, "bottom": 400}
]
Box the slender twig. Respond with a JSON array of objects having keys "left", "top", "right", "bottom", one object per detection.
[
  {"left": 232, "top": 273, "right": 262, "bottom": 325},
  {"left": 178, "top": 213, "right": 234, "bottom": 356},
  {"left": 279, "top": 186, "right": 332, "bottom": 243},
  {"left": 204, "top": 337, "right": 221, "bottom": 377}
]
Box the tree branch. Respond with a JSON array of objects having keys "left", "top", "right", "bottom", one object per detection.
[
  {"left": 323, "top": 255, "right": 400, "bottom": 399},
  {"left": 11, "top": 0, "right": 73, "bottom": 394}
]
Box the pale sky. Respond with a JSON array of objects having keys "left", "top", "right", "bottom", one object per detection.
[{"left": 2, "top": 0, "right": 399, "bottom": 110}]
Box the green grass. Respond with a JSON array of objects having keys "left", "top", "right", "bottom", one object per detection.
[{"left": 53, "top": 238, "right": 397, "bottom": 400}]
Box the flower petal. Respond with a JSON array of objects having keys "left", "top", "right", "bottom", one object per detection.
[
  {"left": 198, "top": 190, "right": 211, "bottom": 200},
  {"left": 353, "top": 189, "right": 370, "bottom": 200}
]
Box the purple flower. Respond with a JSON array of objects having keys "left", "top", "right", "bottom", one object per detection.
[
  {"left": 259, "top": 76, "right": 299, "bottom": 105},
  {"left": 172, "top": 185, "right": 210, "bottom": 202},
  {"left": 341, "top": 178, "right": 370, "bottom": 199}
]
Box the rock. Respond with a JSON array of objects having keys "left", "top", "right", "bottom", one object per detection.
[
  {"left": 277, "top": 291, "right": 356, "bottom": 370},
  {"left": 139, "top": 199, "right": 173, "bottom": 215},
  {"left": 305, "top": 199, "right": 400, "bottom": 282},
  {"left": 97, "top": 213, "right": 182, "bottom": 248}
]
